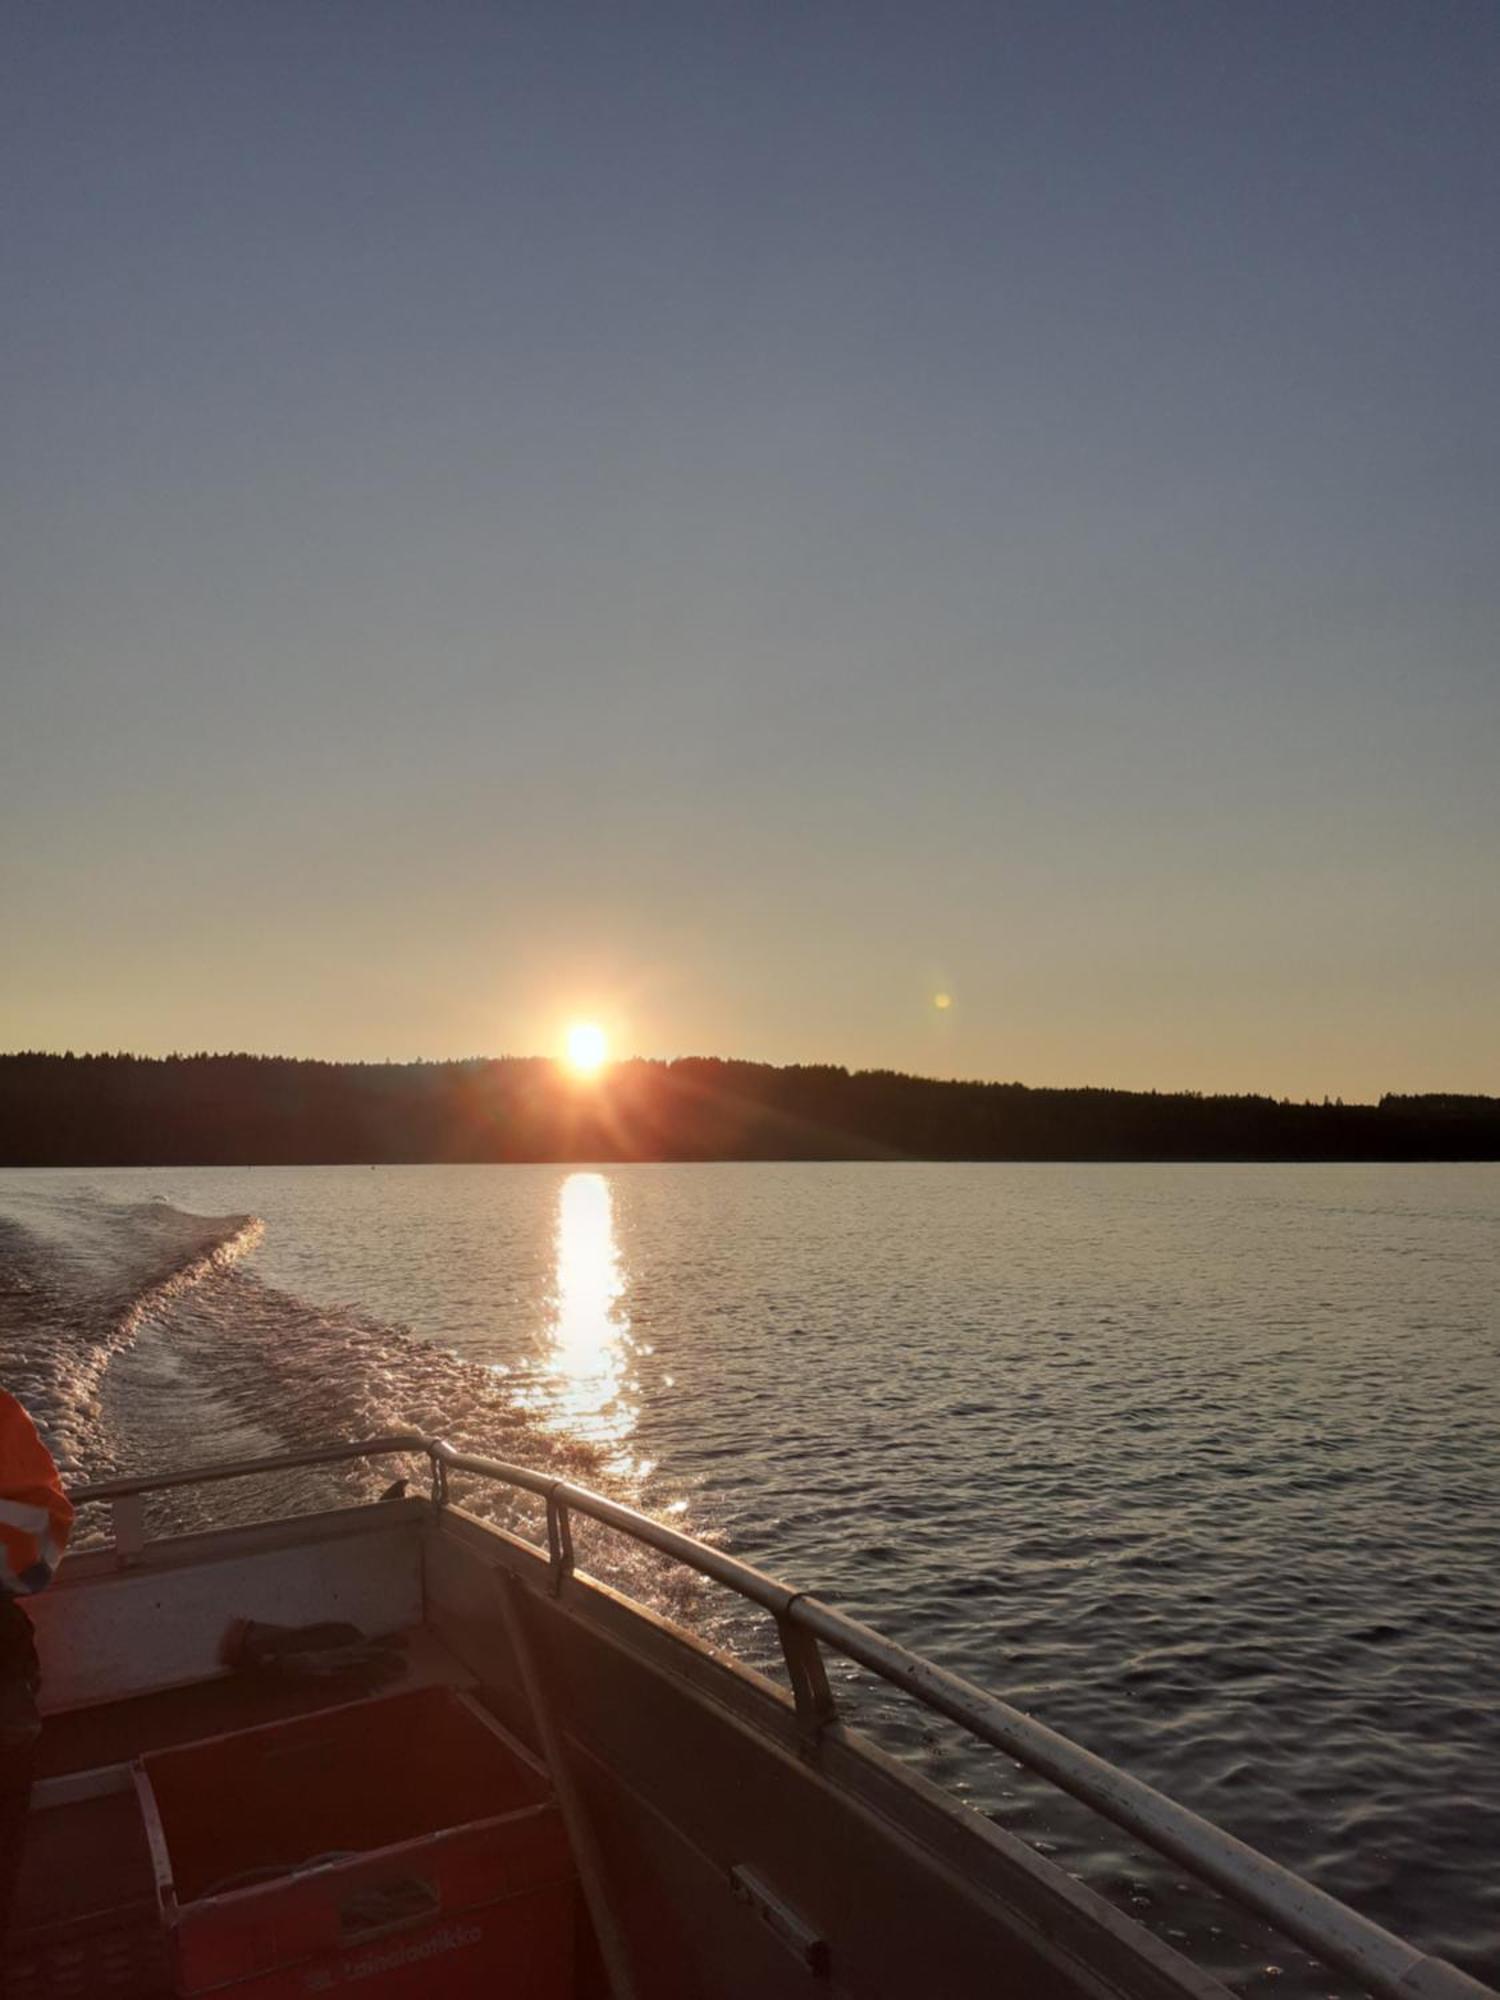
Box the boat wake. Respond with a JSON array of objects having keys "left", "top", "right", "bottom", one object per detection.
[
  {"left": 0, "top": 1184, "right": 690, "bottom": 1610},
  {"left": 0, "top": 1185, "right": 261, "bottom": 1478}
]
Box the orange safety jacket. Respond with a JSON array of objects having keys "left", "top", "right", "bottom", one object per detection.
[{"left": 0, "top": 1392, "right": 74, "bottom": 1597}]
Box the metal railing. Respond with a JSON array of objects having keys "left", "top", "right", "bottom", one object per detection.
[{"left": 69, "top": 1435, "right": 1487, "bottom": 2000}]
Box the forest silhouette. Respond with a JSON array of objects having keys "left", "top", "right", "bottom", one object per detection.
[{"left": 2, "top": 1053, "right": 1496, "bottom": 1165}]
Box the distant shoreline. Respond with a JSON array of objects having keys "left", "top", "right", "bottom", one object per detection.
[{"left": 3, "top": 1053, "right": 1497, "bottom": 1167}]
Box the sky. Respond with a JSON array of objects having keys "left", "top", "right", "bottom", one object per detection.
[{"left": 1, "top": 2, "right": 1496, "bottom": 1099}]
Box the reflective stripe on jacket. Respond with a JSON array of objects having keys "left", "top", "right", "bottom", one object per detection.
[{"left": 0, "top": 1393, "right": 74, "bottom": 1596}]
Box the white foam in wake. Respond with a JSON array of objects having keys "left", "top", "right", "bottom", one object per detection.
[{"left": 0, "top": 1185, "right": 259, "bottom": 1477}]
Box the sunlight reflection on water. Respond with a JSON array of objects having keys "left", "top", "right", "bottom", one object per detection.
[{"left": 538, "top": 1171, "right": 639, "bottom": 1465}]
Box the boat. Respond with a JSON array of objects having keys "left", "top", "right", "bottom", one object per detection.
[{"left": 6, "top": 1433, "right": 1492, "bottom": 2000}]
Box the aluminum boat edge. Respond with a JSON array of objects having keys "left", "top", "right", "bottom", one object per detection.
[{"left": 7, "top": 1435, "right": 1493, "bottom": 2000}]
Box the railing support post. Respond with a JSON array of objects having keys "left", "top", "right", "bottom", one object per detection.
[
  {"left": 545, "top": 1492, "right": 575, "bottom": 1596},
  {"left": 111, "top": 1494, "right": 146, "bottom": 1567},
  {"left": 777, "top": 1604, "right": 837, "bottom": 1747}
]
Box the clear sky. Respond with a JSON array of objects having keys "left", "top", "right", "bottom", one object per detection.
[{"left": 2, "top": 2, "right": 1496, "bottom": 1099}]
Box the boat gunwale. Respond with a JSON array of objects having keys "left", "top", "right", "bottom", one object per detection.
[{"left": 67, "top": 1432, "right": 1493, "bottom": 2000}]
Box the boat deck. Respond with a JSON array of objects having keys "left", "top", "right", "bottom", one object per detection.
[{"left": 3, "top": 1627, "right": 477, "bottom": 2000}]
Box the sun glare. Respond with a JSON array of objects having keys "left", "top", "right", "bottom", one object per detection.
[{"left": 565, "top": 1022, "right": 609, "bottom": 1076}]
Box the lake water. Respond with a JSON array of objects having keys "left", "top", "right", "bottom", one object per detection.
[{"left": 2, "top": 1161, "right": 1497, "bottom": 1992}]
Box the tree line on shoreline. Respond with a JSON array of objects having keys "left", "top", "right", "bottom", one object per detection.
[{"left": 1, "top": 1052, "right": 1497, "bottom": 1165}]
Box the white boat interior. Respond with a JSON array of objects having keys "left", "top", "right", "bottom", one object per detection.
[{"left": 4, "top": 1436, "right": 1492, "bottom": 2000}]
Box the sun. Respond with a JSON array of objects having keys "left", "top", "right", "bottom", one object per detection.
[{"left": 564, "top": 1022, "right": 609, "bottom": 1077}]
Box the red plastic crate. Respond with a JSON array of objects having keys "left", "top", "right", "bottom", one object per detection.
[{"left": 133, "top": 1685, "right": 575, "bottom": 1998}]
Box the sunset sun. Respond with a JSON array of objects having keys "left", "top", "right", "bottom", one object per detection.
[{"left": 565, "top": 1022, "right": 609, "bottom": 1076}]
